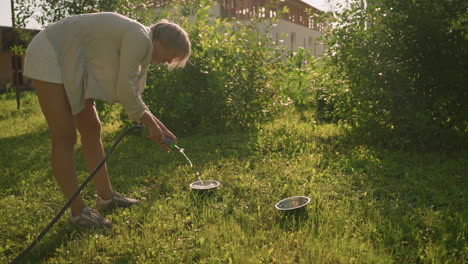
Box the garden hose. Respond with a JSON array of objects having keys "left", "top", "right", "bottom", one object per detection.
[{"left": 9, "top": 125, "right": 145, "bottom": 264}]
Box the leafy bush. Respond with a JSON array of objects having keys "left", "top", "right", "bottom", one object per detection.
[
  {"left": 274, "top": 48, "right": 318, "bottom": 109},
  {"left": 137, "top": 1, "right": 287, "bottom": 135},
  {"left": 317, "top": 0, "right": 467, "bottom": 147},
  {"left": 16, "top": 0, "right": 295, "bottom": 135}
]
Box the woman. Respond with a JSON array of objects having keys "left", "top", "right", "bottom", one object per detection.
[{"left": 23, "top": 12, "right": 191, "bottom": 228}]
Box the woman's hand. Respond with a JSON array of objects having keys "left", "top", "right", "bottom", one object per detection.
[{"left": 139, "top": 110, "right": 177, "bottom": 151}]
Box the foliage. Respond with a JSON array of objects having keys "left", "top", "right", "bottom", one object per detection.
[
  {"left": 12, "top": 0, "right": 150, "bottom": 52},
  {"left": 267, "top": 9, "right": 332, "bottom": 113},
  {"left": 9, "top": 45, "right": 26, "bottom": 56},
  {"left": 16, "top": 0, "right": 296, "bottom": 135},
  {"left": 273, "top": 48, "right": 317, "bottom": 109},
  {"left": 1, "top": 92, "right": 466, "bottom": 263},
  {"left": 14, "top": 0, "right": 124, "bottom": 27},
  {"left": 123, "top": 0, "right": 288, "bottom": 134},
  {"left": 316, "top": 0, "right": 468, "bottom": 148}
]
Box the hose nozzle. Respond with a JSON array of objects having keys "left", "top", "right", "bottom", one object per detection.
[{"left": 165, "top": 137, "right": 178, "bottom": 150}]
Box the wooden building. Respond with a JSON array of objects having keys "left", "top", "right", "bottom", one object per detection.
[
  {"left": 0, "top": 26, "right": 39, "bottom": 91},
  {"left": 153, "top": 0, "right": 327, "bottom": 55}
]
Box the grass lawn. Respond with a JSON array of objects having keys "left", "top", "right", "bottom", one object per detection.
[{"left": 1, "top": 90, "right": 466, "bottom": 263}]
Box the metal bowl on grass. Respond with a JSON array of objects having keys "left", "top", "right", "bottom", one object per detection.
[
  {"left": 189, "top": 180, "right": 220, "bottom": 190},
  {"left": 275, "top": 196, "right": 311, "bottom": 211}
]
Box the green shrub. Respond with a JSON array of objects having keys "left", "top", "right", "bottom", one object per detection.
[
  {"left": 274, "top": 48, "right": 317, "bottom": 109},
  {"left": 16, "top": 0, "right": 293, "bottom": 135},
  {"left": 317, "top": 0, "right": 467, "bottom": 148},
  {"left": 117, "top": 0, "right": 289, "bottom": 135},
  {"left": 18, "top": 0, "right": 324, "bottom": 135}
]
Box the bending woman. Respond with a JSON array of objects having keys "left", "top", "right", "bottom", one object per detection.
[{"left": 23, "top": 12, "right": 191, "bottom": 228}]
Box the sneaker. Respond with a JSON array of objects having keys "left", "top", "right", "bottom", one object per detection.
[
  {"left": 69, "top": 206, "right": 113, "bottom": 228},
  {"left": 95, "top": 191, "right": 140, "bottom": 210}
]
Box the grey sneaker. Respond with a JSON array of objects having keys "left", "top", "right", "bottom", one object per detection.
[
  {"left": 95, "top": 191, "right": 140, "bottom": 210},
  {"left": 69, "top": 206, "right": 112, "bottom": 228}
]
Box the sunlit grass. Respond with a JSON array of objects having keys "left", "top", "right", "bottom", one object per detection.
[{"left": 1, "top": 91, "right": 466, "bottom": 263}]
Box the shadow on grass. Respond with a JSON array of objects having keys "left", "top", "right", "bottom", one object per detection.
[
  {"left": 5, "top": 117, "right": 465, "bottom": 263},
  {"left": 99, "top": 127, "right": 257, "bottom": 195},
  {"left": 8, "top": 221, "right": 112, "bottom": 264},
  {"left": 276, "top": 208, "right": 310, "bottom": 231},
  {"left": 0, "top": 128, "right": 51, "bottom": 197},
  {"left": 313, "top": 129, "right": 467, "bottom": 262}
]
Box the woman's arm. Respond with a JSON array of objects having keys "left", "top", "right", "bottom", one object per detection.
[
  {"left": 139, "top": 110, "right": 177, "bottom": 151},
  {"left": 116, "top": 29, "right": 152, "bottom": 121},
  {"left": 116, "top": 29, "right": 177, "bottom": 151}
]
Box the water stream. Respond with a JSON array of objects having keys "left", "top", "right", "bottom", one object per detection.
[{"left": 174, "top": 144, "right": 203, "bottom": 184}]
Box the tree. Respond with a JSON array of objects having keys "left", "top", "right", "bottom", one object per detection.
[{"left": 317, "top": 0, "right": 467, "bottom": 148}]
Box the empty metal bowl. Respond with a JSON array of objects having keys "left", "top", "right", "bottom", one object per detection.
[
  {"left": 275, "top": 196, "right": 311, "bottom": 211},
  {"left": 189, "top": 180, "right": 220, "bottom": 190}
]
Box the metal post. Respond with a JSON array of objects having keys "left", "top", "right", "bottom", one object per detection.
[
  {"left": 11, "top": 0, "right": 21, "bottom": 110},
  {"left": 10, "top": 0, "right": 15, "bottom": 29}
]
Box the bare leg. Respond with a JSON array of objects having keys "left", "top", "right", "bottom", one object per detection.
[
  {"left": 33, "top": 79, "right": 86, "bottom": 216},
  {"left": 74, "top": 99, "right": 113, "bottom": 200}
]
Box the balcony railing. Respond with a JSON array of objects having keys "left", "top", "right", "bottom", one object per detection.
[
  {"left": 151, "top": 0, "right": 326, "bottom": 31},
  {"left": 219, "top": 0, "right": 324, "bottom": 31}
]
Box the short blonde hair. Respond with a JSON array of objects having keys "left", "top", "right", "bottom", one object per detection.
[{"left": 151, "top": 19, "right": 191, "bottom": 69}]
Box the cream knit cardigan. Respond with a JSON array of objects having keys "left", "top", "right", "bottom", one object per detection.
[{"left": 44, "top": 12, "right": 153, "bottom": 120}]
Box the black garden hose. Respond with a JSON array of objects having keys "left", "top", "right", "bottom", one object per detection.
[{"left": 9, "top": 125, "right": 145, "bottom": 264}]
